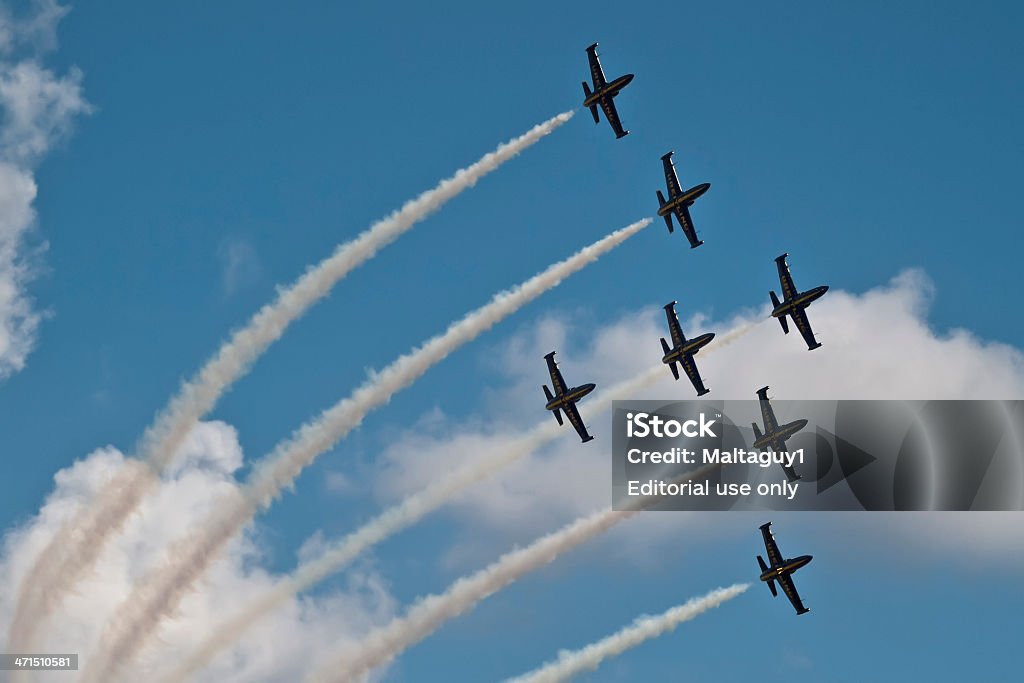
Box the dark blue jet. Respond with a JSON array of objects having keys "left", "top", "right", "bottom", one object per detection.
[
  {"left": 656, "top": 151, "right": 711, "bottom": 248},
  {"left": 770, "top": 253, "right": 829, "bottom": 350},
  {"left": 659, "top": 301, "right": 715, "bottom": 396},
  {"left": 757, "top": 521, "right": 813, "bottom": 615},
  {"left": 581, "top": 43, "right": 634, "bottom": 139},
  {"left": 752, "top": 386, "right": 807, "bottom": 482},
  {"left": 542, "top": 351, "right": 596, "bottom": 443}
]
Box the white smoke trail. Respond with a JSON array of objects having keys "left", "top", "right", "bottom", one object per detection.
[
  {"left": 7, "top": 110, "right": 575, "bottom": 654},
  {"left": 503, "top": 584, "right": 750, "bottom": 683},
  {"left": 159, "top": 321, "right": 758, "bottom": 683},
  {"left": 79, "top": 218, "right": 651, "bottom": 683},
  {"left": 302, "top": 463, "right": 722, "bottom": 683}
]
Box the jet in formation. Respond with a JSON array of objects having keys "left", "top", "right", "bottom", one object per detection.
[
  {"left": 757, "top": 522, "right": 813, "bottom": 615},
  {"left": 659, "top": 301, "right": 715, "bottom": 396},
  {"left": 542, "top": 351, "right": 596, "bottom": 443},
  {"left": 752, "top": 386, "right": 806, "bottom": 482},
  {"left": 770, "top": 253, "right": 829, "bottom": 350},
  {"left": 581, "top": 43, "right": 634, "bottom": 139},
  {"left": 656, "top": 151, "right": 711, "bottom": 248}
]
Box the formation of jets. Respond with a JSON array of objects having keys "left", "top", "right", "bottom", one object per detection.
[{"left": 542, "top": 43, "right": 823, "bottom": 612}]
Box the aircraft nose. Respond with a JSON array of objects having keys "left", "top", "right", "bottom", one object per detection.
[{"left": 622, "top": 73, "right": 635, "bottom": 86}]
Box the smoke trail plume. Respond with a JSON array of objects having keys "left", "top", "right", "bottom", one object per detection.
[
  {"left": 79, "top": 218, "right": 650, "bottom": 683},
  {"left": 302, "top": 463, "right": 721, "bottom": 683},
  {"left": 159, "top": 321, "right": 759, "bottom": 683},
  {"left": 504, "top": 584, "right": 750, "bottom": 683},
  {"left": 8, "top": 110, "right": 574, "bottom": 654}
]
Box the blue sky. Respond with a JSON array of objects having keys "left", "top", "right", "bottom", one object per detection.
[{"left": 1, "top": 1, "right": 1023, "bottom": 681}]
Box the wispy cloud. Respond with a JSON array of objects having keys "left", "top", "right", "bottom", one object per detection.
[
  {"left": 0, "top": 1, "right": 87, "bottom": 383},
  {"left": 217, "top": 237, "right": 262, "bottom": 296}
]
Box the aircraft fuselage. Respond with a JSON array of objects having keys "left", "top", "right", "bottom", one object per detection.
[
  {"left": 753, "top": 418, "right": 808, "bottom": 450},
  {"left": 582, "top": 73, "right": 634, "bottom": 107},
  {"left": 759, "top": 554, "right": 813, "bottom": 583},
  {"left": 662, "top": 332, "right": 715, "bottom": 365},
  {"left": 545, "top": 383, "right": 596, "bottom": 412},
  {"left": 771, "top": 286, "right": 829, "bottom": 318},
  {"left": 656, "top": 183, "right": 711, "bottom": 216}
]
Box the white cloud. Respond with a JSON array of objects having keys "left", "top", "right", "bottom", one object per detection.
[
  {"left": 0, "top": 1, "right": 89, "bottom": 380},
  {"left": 0, "top": 421, "right": 397, "bottom": 682},
  {"left": 371, "top": 270, "right": 1024, "bottom": 564},
  {"left": 218, "top": 237, "right": 262, "bottom": 296}
]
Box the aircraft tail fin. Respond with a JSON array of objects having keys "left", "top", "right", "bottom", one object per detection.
[
  {"left": 581, "top": 82, "right": 599, "bottom": 123},
  {"left": 656, "top": 192, "right": 673, "bottom": 233},
  {"left": 770, "top": 292, "right": 790, "bottom": 334},
  {"left": 543, "top": 385, "right": 564, "bottom": 425},
  {"left": 758, "top": 556, "right": 778, "bottom": 597}
]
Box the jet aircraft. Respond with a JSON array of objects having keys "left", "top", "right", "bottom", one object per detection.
[
  {"left": 752, "top": 386, "right": 806, "bottom": 482},
  {"left": 757, "top": 521, "right": 813, "bottom": 615},
  {"left": 656, "top": 151, "right": 711, "bottom": 248},
  {"left": 542, "top": 351, "right": 596, "bottom": 443},
  {"left": 769, "top": 253, "right": 829, "bottom": 350},
  {"left": 581, "top": 43, "right": 634, "bottom": 139},
  {"left": 659, "top": 301, "right": 715, "bottom": 396}
]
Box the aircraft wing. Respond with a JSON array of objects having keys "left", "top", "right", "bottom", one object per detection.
[
  {"left": 789, "top": 306, "right": 819, "bottom": 350},
  {"left": 599, "top": 97, "right": 627, "bottom": 138},
  {"left": 775, "top": 448, "right": 802, "bottom": 482},
  {"left": 758, "top": 392, "right": 779, "bottom": 433},
  {"left": 760, "top": 523, "right": 785, "bottom": 567},
  {"left": 778, "top": 573, "right": 809, "bottom": 614},
  {"left": 662, "top": 155, "right": 683, "bottom": 197},
  {"left": 563, "top": 401, "right": 594, "bottom": 443},
  {"left": 673, "top": 204, "right": 701, "bottom": 247},
  {"left": 776, "top": 257, "right": 799, "bottom": 302},
  {"left": 545, "top": 354, "right": 569, "bottom": 396},
  {"left": 664, "top": 306, "right": 686, "bottom": 350},
  {"left": 679, "top": 355, "right": 708, "bottom": 395},
  {"left": 586, "top": 45, "right": 607, "bottom": 88}
]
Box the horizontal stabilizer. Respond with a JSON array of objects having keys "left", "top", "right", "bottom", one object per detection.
[
  {"left": 668, "top": 361, "right": 679, "bottom": 381},
  {"left": 660, "top": 337, "right": 671, "bottom": 356},
  {"left": 752, "top": 422, "right": 763, "bottom": 440},
  {"left": 657, "top": 189, "right": 667, "bottom": 208},
  {"left": 543, "top": 384, "right": 555, "bottom": 402}
]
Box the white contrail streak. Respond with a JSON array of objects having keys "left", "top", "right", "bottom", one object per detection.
[
  {"left": 6, "top": 110, "right": 574, "bottom": 656},
  {"left": 158, "top": 321, "right": 758, "bottom": 683},
  {"left": 302, "top": 464, "right": 721, "bottom": 683},
  {"left": 503, "top": 584, "right": 750, "bottom": 683},
  {"left": 79, "top": 218, "right": 651, "bottom": 683}
]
